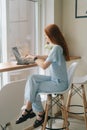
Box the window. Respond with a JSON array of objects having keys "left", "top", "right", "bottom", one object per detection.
[{"left": 0, "top": 0, "right": 41, "bottom": 88}]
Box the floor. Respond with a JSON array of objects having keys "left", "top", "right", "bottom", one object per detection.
[
  {"left": 5, "top": 115, "right": 85, "bottom": 130},
  {"left": 36, "top": 118, "right": 85, "bottom": 130},
  {"left": 22, "top": 116, "right": 86, "bottom": 130},
  {"left": 68, "top": 118, "right": 85, "bottom": 130}
]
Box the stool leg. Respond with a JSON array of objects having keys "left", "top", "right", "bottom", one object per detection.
[
  {"left": 41, "top": 94, "right": 52, "bottom": 130},
  {"left": 81, "top": 85, "right": 87, "bottom": 129},
  {"left": 61, "top": 95, "right": 69, "bottom": 130},
  {"left": 47, "top": 95, "right": 52, "bottom": 129},
  {"left": 66, "top": 84, "right": 73, "bottom": 118}
]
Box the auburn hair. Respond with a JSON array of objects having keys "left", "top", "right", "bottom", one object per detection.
[{"left": 44, "top": 24, "right": 70, "bottom": 61}]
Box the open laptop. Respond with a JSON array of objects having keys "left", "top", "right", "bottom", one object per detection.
[{"left": 12, "top": 47, "right": 35, "bottom": 65}]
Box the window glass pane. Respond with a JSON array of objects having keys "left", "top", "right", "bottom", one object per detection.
[{"left": 7, "top": 0, "right": 38, "bottom": 61}]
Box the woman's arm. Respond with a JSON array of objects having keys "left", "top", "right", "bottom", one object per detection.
[
  {"left": 25, "top": 54, "right": 48, "bottom": 60},
  {"left": 35, "top": 58, "right": 51, "bottom": 70},
  {"left": 36, "top": 55, "right": 48, "bottom": 60},
  {"left": 25, "top": 54, "right": 51, "bottom": 69}
]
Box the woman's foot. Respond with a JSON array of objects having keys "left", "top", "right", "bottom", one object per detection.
[
  {"left": 33, "top": 112, "right": 45, "bottom": 128},
  {"left": 16, "top": 109, "right": 36, "bottom": 124}
]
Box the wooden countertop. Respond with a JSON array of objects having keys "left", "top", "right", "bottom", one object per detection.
[
  {"left": 0, "top": 61, "right": 37, "bottom": 72},
  {"left": 0, "top": 56, "right": 81, "bottom": 73}
]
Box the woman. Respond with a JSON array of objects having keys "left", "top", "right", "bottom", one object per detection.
[{"left": 16, "top": 24, "right": 70, "bottom": 128}]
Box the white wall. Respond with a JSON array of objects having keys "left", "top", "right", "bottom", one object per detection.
[
  {"left": 45, "top": 0, "right": 62, "bottom": 29},
  {"left": 54, "top": 0, "right": 62, "bottom": 29},
  {"left": 62, "top": 0, "right": 87, "bottom": 76}
]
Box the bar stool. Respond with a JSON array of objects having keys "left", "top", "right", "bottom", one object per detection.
[
  {"left": 66, "top": 75, "right": 87, "bottom": 129},
  {"left": 0, "top": 79, "right": 26, "bottom": 130},
  {"left": 40, "top": 62, "right": 78, "bottom": 130}
]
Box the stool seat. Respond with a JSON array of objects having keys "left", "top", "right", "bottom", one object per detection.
[
  {"left": 73, "top": 75, "right": 87, "bottom": 84},
  {"left": 0, "top": 79, "right": 26, "bottom": 130}
]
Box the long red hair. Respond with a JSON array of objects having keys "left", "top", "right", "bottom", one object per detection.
[{"left": 44, "top": 24, "right": 70, "bottom": 61}]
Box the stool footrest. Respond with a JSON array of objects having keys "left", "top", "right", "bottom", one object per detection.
[
  {"left": 68, "top": 105, "right": 87, "bottom": 114},
  {"left": 45, "top": 117, "right": 70, "bottom": 130}
]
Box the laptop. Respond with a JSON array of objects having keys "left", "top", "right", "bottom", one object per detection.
[{"left": 12, "top": 47, "right": 35, "bottom": 65}]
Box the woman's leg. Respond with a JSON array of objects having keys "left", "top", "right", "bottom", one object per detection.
[
  {"left": 24, "top": 74, "right": 51, "bottom": 112},
  {"left": 22, "top": 100, "right": 32, "bottom": 115},
  {"left": 16, "top": 74, "right": 41, "bottom": 124},
  {"left": 23, "top": 74, "right": 52, "bottom": 127},
  {"left": 16, "top": 74, "right": 48, "bottom": 123},
  {"left": 24, "top": 74, "right": 58, "bottom": 128}
]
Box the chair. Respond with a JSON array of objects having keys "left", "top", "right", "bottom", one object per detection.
[
  {"left": 66, "top": 75, "right": 87, "bottom": 129},
  {"left": 0, "top": 79, "right": 26, "bottom": 130},
  {"left": 40, "top": 62, "right": 78, "bottom": 130}
]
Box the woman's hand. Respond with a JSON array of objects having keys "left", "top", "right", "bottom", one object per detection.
[{"left": 25, "top": 54, "right": 35, "bottom": 59}]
